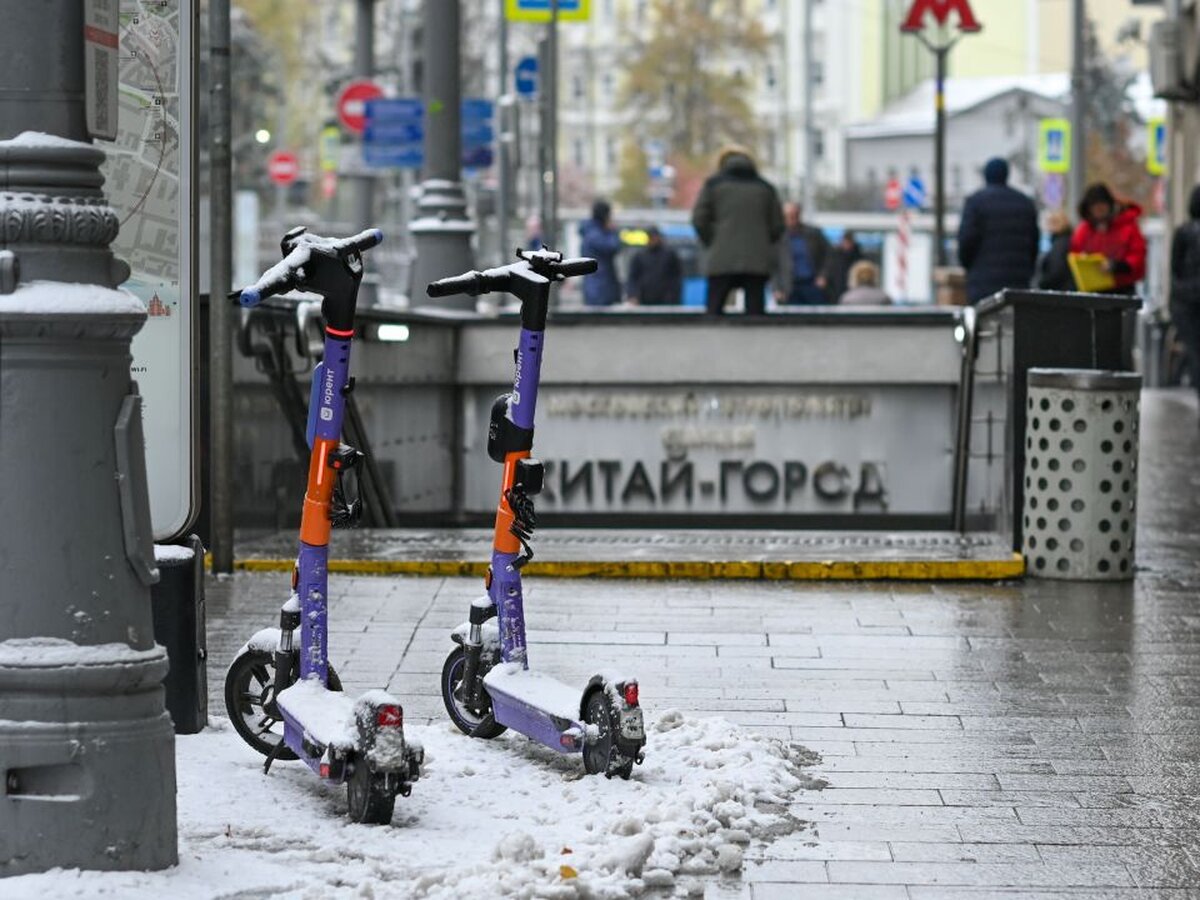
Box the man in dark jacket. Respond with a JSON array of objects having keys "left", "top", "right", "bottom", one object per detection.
[
  {"left": 825, "top": 230, "right": 863, "bottom": 301},
  {"left": 773, "top": 202, "right": 832, "bottom": 305},
  {"left": 626, "top": 227, "right": 683, "bottom": 305},
  {"left": 579, "top": 199, "right": 622, "bottom": 307},
  {"left": 1170, "top": 184, "right": 1200, "bottom": 407},
  {"left": 692, "top": 146, "right": 785, "bottom": 315},
  {"left": 957, "top": 158, "right": 1039, "bottom": 303}
]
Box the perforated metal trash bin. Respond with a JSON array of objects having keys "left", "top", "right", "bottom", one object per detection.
[{"left": 1023, "top": 369, "right": 1141, "bottom": 580}]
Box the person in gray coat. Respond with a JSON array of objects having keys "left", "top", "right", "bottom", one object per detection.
[{"left": 692, "top": 146, "right": 785, "bottom": 315}]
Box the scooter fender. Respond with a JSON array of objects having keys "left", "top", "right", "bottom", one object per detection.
[
  {"left": 353, "top": 693, "right": 422, "bottom": 781},
  {"left": 582, "top": 675, "right": 646, "bottom": 753}
]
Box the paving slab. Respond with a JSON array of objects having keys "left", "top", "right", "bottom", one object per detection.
[{"left": 197, "top": 390, "right": 1200, "bottom": 897}]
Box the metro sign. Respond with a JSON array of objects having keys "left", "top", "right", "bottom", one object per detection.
[{"left": 901, "top": 0, "right": 982, "bottom": 33}]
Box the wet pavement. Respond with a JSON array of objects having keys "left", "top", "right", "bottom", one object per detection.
[{"left": 206, "top": 388, "right": 1200, "bottom": 897}]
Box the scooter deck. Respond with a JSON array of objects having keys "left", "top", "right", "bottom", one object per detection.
[
  {"left": 483, "top": 663, "right": 586, "bottom": 752},
  {"left": 276, "top": 678, "right": 361, "bottom": 751}
]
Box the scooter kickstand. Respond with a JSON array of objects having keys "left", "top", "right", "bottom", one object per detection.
[{"left": 262, "top": 736, "right": 287, "bottom": 775}]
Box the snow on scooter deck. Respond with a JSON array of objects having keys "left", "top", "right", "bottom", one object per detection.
[
  {"left": 277, "top": 678, "right": 364, "bottom": 751},
  {"left": 483, "top": 663, "right": 589, "bottom": 750}
]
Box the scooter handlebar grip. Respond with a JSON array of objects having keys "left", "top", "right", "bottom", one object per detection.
[
  {"left": 237, "top": 271, "right": 294, "bottom": 307},
  {"left": 339, "top": 228, "right": 384, "bottom": 254},
  {"left": 427, "top": 271, "right": 484, "bottom": 298},
  {"left": 554, "top": 257, "right": 598, "bottom": 278}
]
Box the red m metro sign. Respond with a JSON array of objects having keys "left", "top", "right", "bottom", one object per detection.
[{"left": 901, "top": 0, "right": 982, "bottom": 33}]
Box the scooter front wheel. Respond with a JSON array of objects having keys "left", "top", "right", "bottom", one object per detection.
[
  {"left": 441, "top": 646, "right": 506, "bottom": 739},
  {"left": 582, "top": 689, "right": 634, "bottom": 780},
  {"left": 346, "top": 758, "right": 396, "bottom": 825},
  {"left": 224, "top": 648, "right": 342, "bottom": 759}
]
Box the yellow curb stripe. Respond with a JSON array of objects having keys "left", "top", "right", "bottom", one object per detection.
[{"left": 214, "top": 553, "right": 1025, "bottom": 581}]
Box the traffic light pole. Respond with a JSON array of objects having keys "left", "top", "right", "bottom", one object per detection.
[{"left": 934, "top": 42, "right": 949, "bottom": 267}]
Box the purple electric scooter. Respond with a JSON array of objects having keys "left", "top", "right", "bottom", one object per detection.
[
  {"left": 428, "top": 249, "right": 647, "bottom": 778},
  {"left": 224, "top": 227, "right": 421, "bottom": 823}
]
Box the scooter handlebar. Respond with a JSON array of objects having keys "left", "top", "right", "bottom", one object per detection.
[
  {"left": 553, "top": 257, "right": 599, "bottom": 278},
  {"left": 427, "top": 270, "right": 491, "bottom": 298},
  {"left": 234, "top": 227, "right": 384, "bottom": 307}
]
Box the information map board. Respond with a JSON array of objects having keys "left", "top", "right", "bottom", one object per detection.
[{"left": 104, "top": 0, "right": 197, "bottom": 541}]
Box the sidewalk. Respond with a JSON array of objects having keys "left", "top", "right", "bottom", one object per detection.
[{"left": 200, "top": 388, "right": 1200, "bottom": 897}]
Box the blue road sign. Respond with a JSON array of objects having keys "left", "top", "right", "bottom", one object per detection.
[
  {"left": 363, "top": 97, "right": 496, "bottom": 170},
  {"left": 903, "top": 176, "right": 927, "bottom": 209},
  {"left": 515, "top": 56, "right": 538, "bottom": 97},
  {"left": 364, "top": 99, "right": 425, "bottom": 169}
]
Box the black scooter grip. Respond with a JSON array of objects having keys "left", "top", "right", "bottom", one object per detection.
[
  {"left": 554, "top": 257, "right": 598, "bottom": 278},
  {"left": 427, "top": 271, "right": 485, "bottom": 298}
]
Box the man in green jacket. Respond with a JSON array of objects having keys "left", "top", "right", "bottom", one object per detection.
[{"left": 692, "top": 146, "right": 785, "bottom": 316}]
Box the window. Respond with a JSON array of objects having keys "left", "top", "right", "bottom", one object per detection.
[
  {"left": 602, "top": 72, "right": 614, "bottom": 100},
  {"left": 606, "top": 136, "right": 617, "bottom": 170},
  {"left": 765, "top": 64, "right": 777, "bottom": 91},
  {"left": 573, "top": 138, "right": 585, "bottom": 168},
  {"left": 572, "top": 74, "right": 584, "bottom": 101}
]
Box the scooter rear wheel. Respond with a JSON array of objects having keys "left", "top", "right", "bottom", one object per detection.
[
  {"left": 346, "top": 758, "right": 396, "bottom": 825},
  {"left": 224, "top": 648, "right": 342, "bottom": 759},
  {"left": 582, "top": 689, "right": 634, "bottom": 780},
  {"left": 441, "top": 646, "right": 506, "bottom": 739}
]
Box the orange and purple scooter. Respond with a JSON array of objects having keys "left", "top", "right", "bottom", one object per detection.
[
  {"left": 428, "top": 248, "right": 647, "bottom": 778},
  {"left": 224, "top": 227, "right": 421, "bottom": 823}
]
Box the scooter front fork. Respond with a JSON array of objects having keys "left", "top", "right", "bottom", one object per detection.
[
  {"left": 459, "top": 601, "right": 496, "bottom": 711},
  {"left": 269, "top": 603, "right": 302, "bottom": 717}
]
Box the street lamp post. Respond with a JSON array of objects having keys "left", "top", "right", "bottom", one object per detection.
[
  {"left": 0, "top": 0, "right": 176, "bottom": 874},
  {"left": 410, "top": 0, "right": 475, "bottom": 307}
]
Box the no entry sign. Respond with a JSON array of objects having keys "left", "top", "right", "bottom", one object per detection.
[
  {"left": 267, "top": 150, "right": 300, "bottom": 186},
  {"left": 338, "top": 79, "right": 385, "bottom": 134}
]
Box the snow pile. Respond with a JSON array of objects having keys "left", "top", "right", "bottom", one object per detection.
[{"left": 4, "top": 710, "right": 812, "bottom": 899}]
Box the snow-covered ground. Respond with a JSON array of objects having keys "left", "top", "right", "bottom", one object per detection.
[{"left": 7, "top": 711, "right": 816, "bottom": 899}]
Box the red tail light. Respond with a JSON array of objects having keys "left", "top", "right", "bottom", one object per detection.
[
  {"left": 376, "top": 705, "right": 403, "bottom": 727},
  {"left": 622, "top": 682, "right": 639, "bottom": 707},
  {"left": 319, "top": 762, "right": 330, "bottom": 778}
]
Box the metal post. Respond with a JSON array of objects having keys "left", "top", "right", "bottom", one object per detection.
[
  {"left": 354, "top": 0, "right": 375, "bottom": 231},
  {"left": 802, "top": 0, "right": 816, "bottom": 211},
  {"left": 1069, "top": 0, "right": 1087, "bottom": 212},
  {"left": 497, "top": 0, "right": 511, "bottom": 263},
  {"left": 0, "top": 0, "right": 176, "bottom": 873},
  {"left": 210, "top": 0, "right": 234, "bottom": 573},
  {"left": 410, "top": 0, "right": 475, "bottom": 307},
  {"left": 934, "top": 44, "right": 948, "bottom": 267},
  {"left": 542, "top": 0, "right": 560, "bottom": 250}
]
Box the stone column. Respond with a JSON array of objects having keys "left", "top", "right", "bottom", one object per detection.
[{"left": 0, "top": 0, "right": 177, "bottom": 875}]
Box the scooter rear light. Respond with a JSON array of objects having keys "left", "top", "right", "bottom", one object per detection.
[
  {"left": 623, "top": 682, "right": 639, "bottom": 707},
  {"left": 376, "top": 704, "right": 403, "bottom": 727},
  {"left": 319, "top": 762, "right": 331, "bottom": 778}
]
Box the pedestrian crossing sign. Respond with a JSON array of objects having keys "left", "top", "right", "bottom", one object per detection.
[
  {"left": 1038, "top": 119, "right": 1071, "bottom": 174},
  {"left": 505, "top": 0, "right": 590, "bottom": 22}
]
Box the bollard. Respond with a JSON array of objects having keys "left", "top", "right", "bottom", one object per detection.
[
  {"left": 151, "top": 538, "right": 208, "bottom": 735},
  {"left": 1022, "top": 368, "right": 1141, "bottom": 580}
]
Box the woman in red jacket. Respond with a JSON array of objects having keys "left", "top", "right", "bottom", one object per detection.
[{"left": 1070, "top": 183, "right": 1147, "bottom": 294}]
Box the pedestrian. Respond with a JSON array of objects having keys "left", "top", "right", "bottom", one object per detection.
[
  {"left": 773, "top": 201, "right": 832, "bottom": 306},
  {"left": 1037, "top": 209, "right": 1076, "bottom": 292},
  {"left": 825, "top": 230, "right": 863, "bottom": 300},
  {"left": 839, "top": 261, "right": 891, "bottom": 306},
  {"left": 579, "top": 199, "right": 622, "bottom": 307},
  {"left": 691, "top": 145, "right": 785, "bottom": 316},
  {"left": 626, "top": 226, "right": 683, "bottom": 305},
  {"left": 1070, "top": 183, "right": 1147, "bottom": 295},
  {"left": 1169, "top": 184, "right": 1200, "bottom": 406},
  {"left": 956, "top": 157, "right": 1040, "bottom": 303},
  {"left": 524, "top": 214, "right": 543, "bottom": 251}
]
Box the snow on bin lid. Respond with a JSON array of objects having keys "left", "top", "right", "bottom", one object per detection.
[{"left": 1028, "top": 369, "right": 1143, "bottom": 391}]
